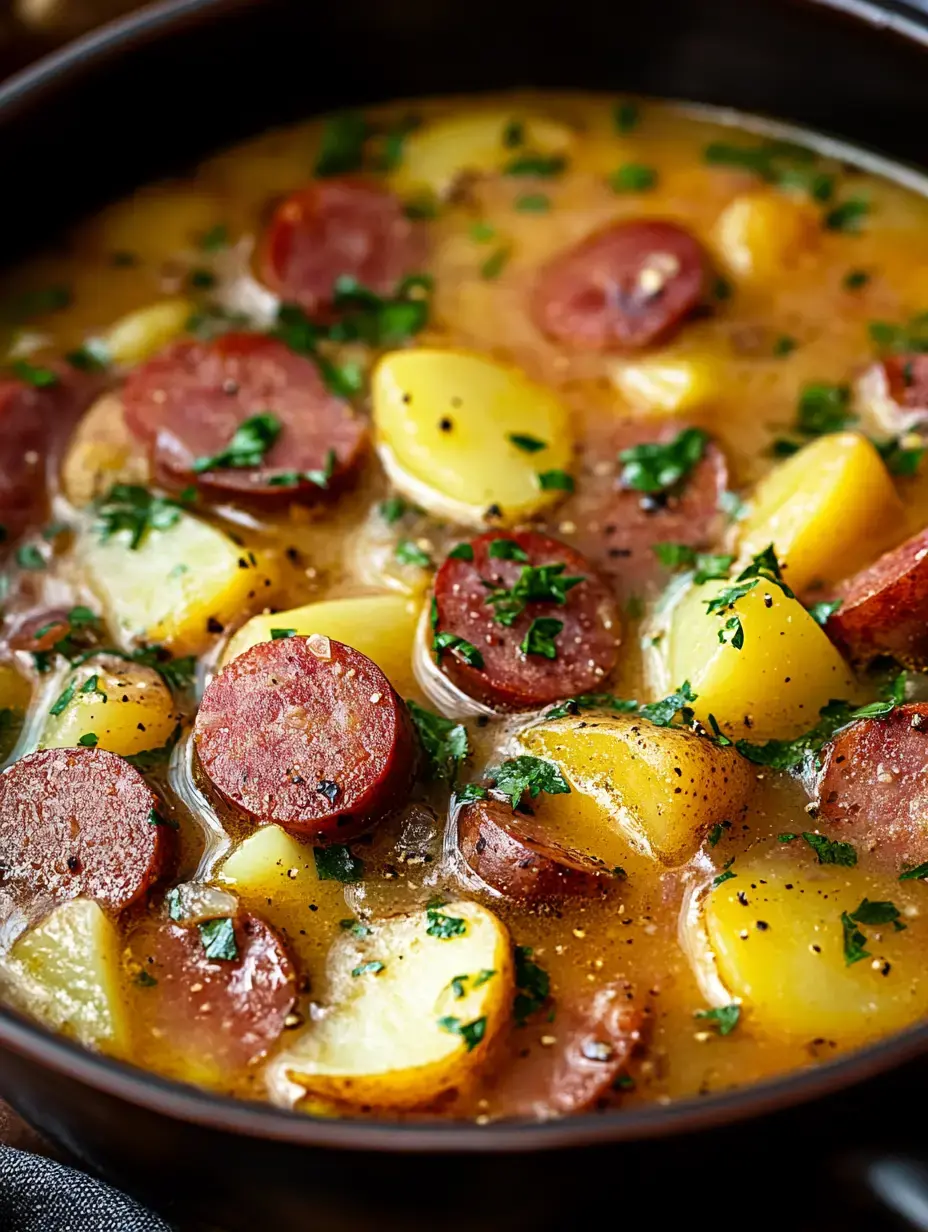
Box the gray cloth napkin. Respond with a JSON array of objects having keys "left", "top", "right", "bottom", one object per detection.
[{"left": 0, "top": 1144, "right": 170, "bottom": 1231}]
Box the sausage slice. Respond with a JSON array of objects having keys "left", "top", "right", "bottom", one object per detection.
[
  {"left": 532, "top": 220, "right": 709, "bottom": 351},
  {"left": 817, "top": 703, "right": 928, "bottom": 872},
  {"left": 130, "top": 912, "right": 296, "bottom": 1071},
  {"left": 549, "top": 418, "right": 728, "bottom": 600},
  {"left": 826, "top": 527, "right": 928, "bottom": 667},
  {"left": 0, "top": 747, "right": 169, "bottom": 911},
  {"left": 458, "top": 797, "right": 610, "bottom": 900},
  {"left": 483, "top": 985, "right": 643, "bottom": 1120},
  {"left": 432, "top": 530, "right": 620, "bottom": 710},
  {"left": 194, "top": 636, "right": 416, "bottom": 840},
  {"left": 121, "top": 333, "right": 368, "bottom": 501},
  {"left": 258, "top": 179, "right": 429, "bottom": 319}
]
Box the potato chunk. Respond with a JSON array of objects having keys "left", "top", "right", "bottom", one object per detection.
[
  {"left": 611, "top": 351, "right": 724, "bottom": 415},
  {"left": 39, "top": 655, "right": 178, "bottom": 757},
  {"left": 712, "top": 190, "right": 819, "bottom": 280},
  {"left": 661, "top": 579, "right": 857, "bottom": 741},
  {"left": 61, "top": 393, "right": 149, "bottom": 507},
  {"left": 703, "top": 850, "right": 928, "bottom": 1040},
  {"left": 221, "top": 594, "right": 419, "bottom": 696},
  {"left": 737, "top": 433, "right": 903, "bottom": 592},
  {"left": 374, "top": 349, "right": 573, "bottom": 526},
  {"left": 392, "top": 110, "right": 574, "bottom": 198},
  {"left": 5, "top": 899, "right": 127, "bottom": 1051},
  {"left": 100, "top": 298, "right": 193, "bottom": 367},
  {"left": 519, "top": 714, "right": 753, "bottom": 866},
  {"left": 279, "top": 901, "right": 513, "bottom": 1108},
  {"left": 80, "top": 511, "right": 276, "bottom": 655},
  {"left": 0, "top": 660, "right": 30, "bottom": 758}
]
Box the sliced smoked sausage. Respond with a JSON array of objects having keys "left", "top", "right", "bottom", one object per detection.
[
  {"left": 431, "top": 530, "right": 620, "bottom": 710},
  {"left": 121, "top": 333, "right": 368, "bottom": 501},
  {"left": 0, "top": 747, "right": 169, "bottom": 911},
  {"left": 549, "top": 418, "right": 728, "bottom": 600},
  {"left": 532, "top": 220, "right": 709, "bottom": 351},
  {"left": 258, "top": 179, "right": 429, "bottom": 319},
  {"left": 130, "top": 911, "right": 295, "bottom": 1072},
  {"left": 879, "top": 354, "right": 928, "bottom": 416},
  {"left": 194, "top": 636, "right": 416, "bottom": 841},
  {"left": 817, "top": 703, "right": 928, "bottom": 872},
  {"left": 458, "top": 796, "right": 610, "bottom": 900},
  {"left": 481, "top": 984, "right": 643, "bottom": 1120},
  {"left": 826, "top": 527, "right": 928, "bottom": 667}
]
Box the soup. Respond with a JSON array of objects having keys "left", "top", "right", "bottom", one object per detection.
[{"left": 1, "top": 93, "right": 928, "bottom": 1122}]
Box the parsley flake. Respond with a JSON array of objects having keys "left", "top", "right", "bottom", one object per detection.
[
  {"left": 489, "top": 755, "right": 570, "bottom": 809},
  {"left": 198, "top": 918, "right": 238, "bottom": 961},
  {"left": 407, "top": 699, "right": 469, "bottom": 782},
  {"left": 191, "top": 413, "right": 281, "bottom": 474},
  {"left": 619, "top": 427, "right": 708, "bottom": 494}
]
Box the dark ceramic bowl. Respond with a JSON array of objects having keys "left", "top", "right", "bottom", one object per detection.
[{"left": 2, "top": 2, "right": 928, "bottom": 1227}]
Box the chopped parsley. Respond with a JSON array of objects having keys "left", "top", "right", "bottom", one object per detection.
[
  {"left": 536, "top": 469, "right": 574, "bottom": 492},
  {"left": 515, "top": 193, "right": 551, "bottom": 213},
  {"left": 66, "top": 340, "right": 111, "bottom": 372},
  {"left": 124, "top": 723, "right": 182, "bottom": 772},
  {"left": 639, "top": 681, "right": 697, "bottom": 728},
  {"left": 488, "top": 755, "right": 570, "bottom": 810},
  {"left": 619, "top": 427, "right": 708, "bottom": 494},
  {"left": 610, "top": 163, "right": 658, "bottom": 193},
  {"left": 49, "top": 681, "right": 76, "bottom": 717},
  {"left": 712, "top": 868, "right": 736, "bottom": 888},
  {"left": 545, "top": 693, "right": 639, "bottom": 720},
  {"left": 513, "top": 945, "right": 550, "bottom": 1026},
  {"left": 270, "top": 628, "right": 296, "bottom": 640},
  {"left": 875, "top": 435, "right": 927, "bottom": 477},
  {"left": 825, "top": 197, "right": 869, "bottom": 233},
  {"left": 801, "top": 832, "right": 857, "bottom": 866},
  {"left": 314, "top": 111, "right": 369, "bottom": 177},
  {"left": 652, "top": 543, "right": 734, "bottom": 582},
  {"left": 199, "top": 223, "right": 229, "bottom": 252},
  {"left": 773, "top": 335, "right": 798, "bottom": 357},
  {"left": 339, "top": 918, "right": 372, "bottom": 938},
  {"left": 470, "top": 220, "right": 497, "bottom": 243},
  {"left": 395, "top": 539, "right": 432, "bottom": 569},
  {"left": 94, "top": 484, "right": 188, "bottom": 551},
  {"left": 77, "top": 732, "right": 98, "bottom": 747},
  {"left": 448, "top": 542, "right": 475, "bottom": 562},
  {"left": 841, "top": 911, "right": 870, "bottom": 965},
  {"left": 900, "top": 861, "right": 928, "bottom": 882},
  {"left": 797, "top": 383, "right": 854, "bottom": 436},
  {"left": 191, "top": 412, "right": 281, "bottom": 474},
  {"left": 508, "top": 433, "right": 547, "bottom": 453},
  {"left": 483, "top": 562, "right": 584, "bottom": 626},
  {"left": 704, "top": 545, "right": 794, "bottom": 625},
  {"left": 695, "top": 1004, "right": 740, "bottom": 1036},
  {"left": 736, "top": 697, "right": 897, "bottom": 771},
  {"left": 843, "top": 268, "right": 870, "bottom": 291},
  {"left": 450, "top": 970, "right": 496, "bottom": 999},
  {"left": 379, "top": 495, "right": 409, "bottom": 525},
  {"left": 520, "top": 616, "right": 563, "bottom": 659},
  {"left": 1, "top": 284, "right": 71, "bottom": 323},
  {"left": 613, "top": 100, "right": 640, "bottom": 132},
  {"left": 432, "top": 630, "right": 484, "bottom": 669},
  {"left": 703, "top": 139, "right": 833, "bottom": 201},
  {"left": 503, "top": 153, "right": 567, "bottom": 177},
  {"left": 868, "top": 312, "right": 928, "bottom": 353},
  {"left": 351, "top": 961, "right": 385, "bottom": 977},
  {"left": 135, "top": 969, "right": 158, "bottom": 988},
  {"left": 807, "top": 599, "right": 842, "bottom": 626},
  {"left": 454, "top": 783, "right": 490, "bottom": 806},
  {"left": 313, "top": 845, "right": 364, "bottom": 883},
  {"left": 407, "top": 699, "right": 469, "bottom": 782},
  {"left": 328, "top": 274, "right": 431, "bottom": 346},
  {"left": 480, "top": 247, "right": 511, "bottom": 280},
  {"left": 11, "top": 359, "right": 59, "bottom": 388},
  {"left": 426, "top": 908, "right": 467, "bottom": 939},
  {"left": 15, "top": 544, "right": 45, "bottom": 571},
  {"left": 487, "top": 538, "right": 529, "bottom": 562},
  {"left": 198, "top": 917, "right": 238, "bottom": 961},
  {"left": 437, "top": 1015, "right": 487, "bottom": 1051}
]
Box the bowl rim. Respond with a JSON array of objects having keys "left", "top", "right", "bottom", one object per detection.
[{"left": 2, "top": 0, "right": 928, "bottom": 1154}]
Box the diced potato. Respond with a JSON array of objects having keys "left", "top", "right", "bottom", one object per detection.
[
  {"left": 5, "top": 899, "right": 127, "bottom": 1052},
  {"left": 712, "top": 190, "right": 820, "bottom": 281},
  {"left": 392, "top": 110, "right": 574, "bottom": 198},
  {"left": 661, "top": 578, "right": 858, "bottom": 741},
  {"left": 219, "top": 825, "right": 318, "bottom": 891},
  {"left": 703, "top": 850, "right": 928, "bottom": 1040},
  {"left": 221, "top": 594, "right": 420, "bottom": 696},
  {"left": 0, "top": 660, "right": 30, "bottom": 758},
  {"left": 611, "top": 351, "right": 724, "bottom": 415},
  {"left": 374, "top": 349, "right": 573, "bottom": 527},
  {"left": 518, "top": 713, "right": 754, "bottom": 866},
  {"left": 39, "top": 655, "right": 178, "bottom": 757},
  {"left": 279, "top": 901, "right": 513, "bottom": 1108},
  {"left": 61, "top": 393, "right": 149, "bottom": 506},
  {"left": 100, "top": 298, "right": 193, "bottom": 367},
  {"left": 737, "top": 433, "right": 903, "bottom": 592},
  {"left": 80, "top": 511, "right": 278, "bottom": 656}
]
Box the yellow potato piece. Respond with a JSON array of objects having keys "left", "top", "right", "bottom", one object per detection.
[
  {"left": 703, "top": 851, "right": 928, "bottom": 1040},
  {"left": 712, "top": 190, "right": 820, "bottom": 280},
  {"left": 0, "top": 660, "right": 30, "bottom": 757},
  {"left": 611, "top": 351, "right": 724, "bottom": 415},
  {"left": 393, "top": 110, "right": 574, "bottom": 198},
  {"left": 737, "top": 433, "right": 903, "bottom": 592},
  {"left": 662, "top": 579, "right": 857, "bottom": 741},
  {"left": 222, "top": 594, "right": 419, "bottom": 696},
  {"left": 80, "top": 510, "right": 277, "bottom": 656},
  {"left": 61, "top": 393, "right": 149, "bottom": 506},
  {"left": 519, "top": 713, "right": 754, "bottom": 866},
  {"left": 100, "top": 298, "right": 193, "bottom": 367},
  {"left": 39, "top": 656, "right": 178, "bottom": 757},
  {"left": 374, "top": 349, "right": 573, "bottom": 526},
  {"left": 7, "top": 899, "right": 128, "bottom": 1052},
  {"left": 280, "top": 901, "right": 513, "bottom": 1109}
]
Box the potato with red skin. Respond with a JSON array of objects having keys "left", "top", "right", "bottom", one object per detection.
[
  {"left": 0, "top": 748, "right": 170, "bottom": 912},
  {"left": 817, "top": 703, "right": 928, "bottom": 872},
  {"left": 258, "top": 179, "right": 429, "bottom": 319},
  {"left": 532, "top": 220, "right": 709, "bottom": 351},
  {"left": 194, "top": 636, "right": 416, "bottom": 841},
  {"left": 458, "top": 796, "right": 611, "bottom": 900},
  {"left": 432, "top": 531, "right": 620, "bottom": 711},
  {"left": 826, "top": 527, "right": 928, "bottom": 667},
  {"left": 481, "top": 985, "right": 643, "bottom": 1120}
]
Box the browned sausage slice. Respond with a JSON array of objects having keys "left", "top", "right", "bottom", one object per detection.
[
  {"left": 817, "top": 703, "right": 928, "bottom": 872},
  {"left": 482, "top": 985, "right": 643, "bottom": 1120},
  {"left": 122, "top": 334, "right": 368, "bottom": 500},
  {"left": 432, "top": 530, "right": 620, "bottom": 710},
  {"left": 458, "top": 797, "right": 610, "bottom": 900},
  {"left": 0, "top": 748, "right": 169, "bottom": 911},
  {"left": 194, "top": 636, "right": 416, "bottom": 841},
  {"left": 826, "top": 527, "right": 928, "bottom": 667},
  {"left": 532, "top": 220, "right": 709, "bottom": 351},
  {"left": 258, "top": 179, "right": 429, "bottom": 319},
  {"left": 549, "top": 418, "right": 728, "bottom": 600},
  {"left": 130, "top": 911, "right": 296, "bottom": 1071}
]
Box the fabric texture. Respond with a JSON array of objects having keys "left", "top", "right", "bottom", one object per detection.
[{"left": 0, "top": 1144, "right": 170, "bottom": 1231}]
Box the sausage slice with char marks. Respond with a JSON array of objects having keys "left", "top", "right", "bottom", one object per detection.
[
  {"left": 194, "top": 636, "right": 416, "bottom": 841},
  {"left": 533, "top": 220, "right": 709, "bottom": 351},
  {"left": 432, "top": 530, "right": 619, "bottom": 711},
  {"left": 122, "top": 334, "right": 368, "bottom": 501},
  {"left": 0, "top": 747, "right": 170, "bottom": 912},
  {"left": 458, "top": 796, "right": 610, "bottom": 900}
]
